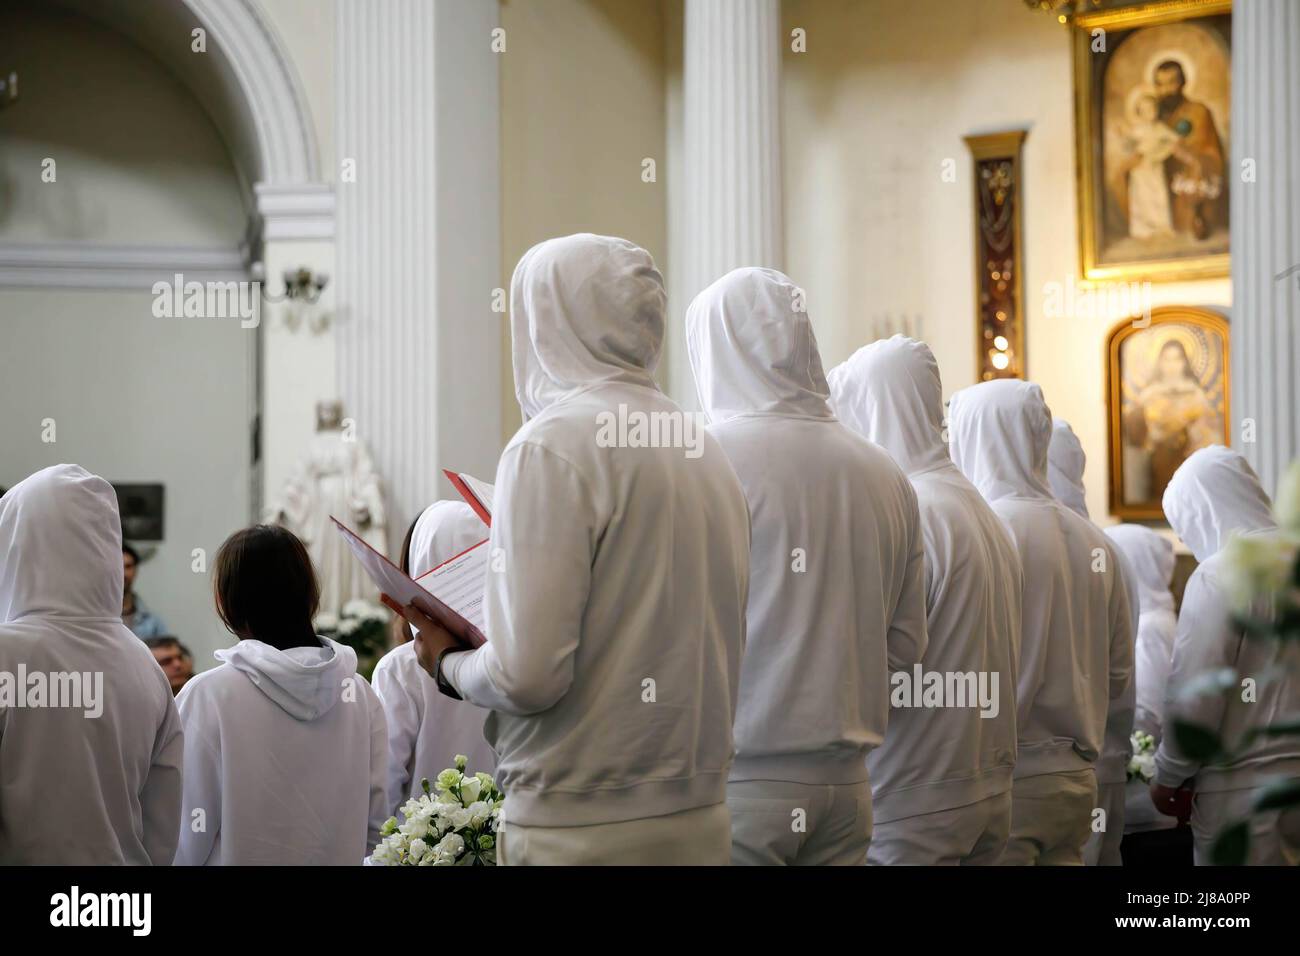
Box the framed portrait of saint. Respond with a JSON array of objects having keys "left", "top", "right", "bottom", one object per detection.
[
  {"left": 1072, "top": 1, "right": 1231, "bottom": 282},
  {"left": 1107, "top": 306, "right": 1229, "bottom": 519}
]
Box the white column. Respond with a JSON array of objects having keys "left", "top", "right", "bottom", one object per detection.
[
  {"left": 335, "top": 0, "right": 502, "bottom": 541},
  {"left": 669, "top": 0, "right": 784, "bottom": 406},
  {"left": 1232, "top": 0, "right": 1300, "bottom": 494}
]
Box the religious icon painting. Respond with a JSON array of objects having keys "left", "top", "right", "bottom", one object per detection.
[
  {"left": 1072, "top": 0, "right": 1231, "bottom": 282},
  {"left": 1107, "top": 306, "right": 1229, "bottom": 519}
]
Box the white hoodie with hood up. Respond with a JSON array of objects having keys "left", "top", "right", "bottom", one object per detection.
[
  {"left": 442, "top": 234, "right": 751, "bottom": 829},
  {"left": 0, "top": 465, "right": 183, "bottom": 865},
  {"left": 1155, "top": 445, "right": 1300, "bottom": 793},
  {"left": 372, "top": 500, "right": 496, "bottom": 815},
  {"left": 949, "top": 380, "right": 1134, "bottom": 780},
  {"left": 1104, "top": 524, "right": 1177, "bottom": 739},
  {"left": 828, "top": 336, "right": 1020, "bottom": 823},
  {"left": 686, "top": 273, "right": 928, "bottom": 788},
  {"left": 1047, "top": 418, "right": 1138, "bottom": 786},
  {"left": 173, "top": 633, "right": 389, "bottom": 864}
]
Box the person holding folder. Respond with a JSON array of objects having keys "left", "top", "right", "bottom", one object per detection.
[{"left": 397, "top": 234, "right": 751, "bottom": 865}]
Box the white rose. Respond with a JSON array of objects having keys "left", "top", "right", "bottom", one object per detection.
[
  {"left": 1221, "top": 533, "right": 1295, "bottom": 612},
  {"left": 450, "top": 807, "right": 473, "bottom": 829},
  {"left": 436, "top": 832, "right": 465, "bottom": 858},
  {"left": 459, "top": 777, "right": 482, "bottom": 804},
  {"left": 1276, "top": 461, "right": 1300, "bottom": 534},
  {"left": 313, "top": 612, "right": 339, "bottom": 633},
  {"left": 342, "top": 599, "right": 372, "bottom": 618},
  {"left": 407, "top": 838, "right": 430, "bottom": 864}
]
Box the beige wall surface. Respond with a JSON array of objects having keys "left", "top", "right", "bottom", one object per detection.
[{"left": 781, "top": 0, "right": 1230, "bottom": 522}]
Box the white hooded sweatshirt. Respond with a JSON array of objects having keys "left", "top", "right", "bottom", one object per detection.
[
  {"left": 1046, "top": 418, "right": 1138, "bottom": 786},
  {"left": 0, "top": 465, "right": 183, "bottom": 865},
  {"left": 1047, "top": 418, "right": 1090, "bottom": 519},
  {"left": 173, "top": 636, "right": 389, "bottom": 864},
  {"left": 827, "top": 336, "right": 1020, "bottom": 823},
  {"left": 1104, "top": 524, "right": 1177, "bottom": 738},
  {"left": 949, "top": 380, "right": 1134, "bottom": 780},
  {"left": 1155, "top": 445, "right": 1300, "bottom": 793},
  {"left": 686, "top": 274, "right": 928, "bottom": 788},
  {"left": 372, "top": 500, "right": 496, "bottom": 814},
  {"left": 442, "top": 234, "right": 751, "bottom": 828}
]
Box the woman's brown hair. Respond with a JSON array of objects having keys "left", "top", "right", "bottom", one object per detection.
[{"left": 213, "top": 525, "right": 321, "bottom": 650}]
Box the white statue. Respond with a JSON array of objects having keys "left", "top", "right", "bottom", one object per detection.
[{"left": 268, "top": 401, "right": 388, "bottom": 618}]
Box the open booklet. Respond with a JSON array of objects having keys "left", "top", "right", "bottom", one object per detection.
[
  {"left": 331, "top": 517, "right": 488, "bottom": 648},
  {"left": 444, "top": 469, "right": 493, "bottom": 527}
]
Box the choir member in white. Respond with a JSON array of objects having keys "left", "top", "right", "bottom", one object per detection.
[
  {"left": 372, "top": 500, "right": 496, "bottom": 817},
  {"left": 0, "top": 465, "right": 182, "bottom": 865},
  {"left": 6, "top": 233, "right": 1300, "bottom": 868},
  {"left": 949, "top": 381, "right": 1134, "bottom": 865},
  {"left": 172, "top": 525, "right": 389, "bottom": 865},
  {"left": 1154, "top": 445, "right": 1300, "bottom": 864},
  {"left": 397, "top": 234, "right": 750, "bottom": 865},
  {"left": 1048, "top": 418, "right": 1139, "bottom": 867},
  {"left": 1103, "top": 523, "right": 1180, "bottom": 840},
  {"left": 829, "top": 336, "right": 1022, "bottom": 865},
  {"left": 685, "top": 270, "right": 927, "bottom": 865}
]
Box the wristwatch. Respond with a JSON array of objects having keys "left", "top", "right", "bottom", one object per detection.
[{"left": 435, "top": 646, "right": 463, "bottom": 701}]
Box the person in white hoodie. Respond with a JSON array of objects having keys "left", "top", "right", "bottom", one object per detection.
[
  {"left": 173, "top": 525, "right": 389, "bottom": 865},
  {"left": 1048, "top": 418, "right": 1138, "bottom": 866},
  {"left": 1103, "top": 523, "right": 1180, "bottom": 843},
  {"left": 1153, "top": 445, "right": 1300, "bottom": 864},
  {"left": 685, "top": 272, "right": 927, "bottom": 866},
  {"left": 372, "top": 500, "right": 496, "bottom": 816},
  {"left": 397, "top": 234, "right": 751, "bottom": 865},
  {"left": 828, "top": 335, "right": 1021, "bottom": 865},
  {"left": 0, "top": 464, "right": 183, "bottom": 865},
  {"left": 949, "top": 380, "right": 1134, "bottom": 865}
]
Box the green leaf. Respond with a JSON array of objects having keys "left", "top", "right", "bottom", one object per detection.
[
  {"left": 1253, "top": 777, "right": 1300, "bottom": 812},
  {"left": 1172, "top": 720, "right": 1223, "bottom": 761},
  {"left": 1210, "top": 821, "right": 1250, "bottom": 866}
]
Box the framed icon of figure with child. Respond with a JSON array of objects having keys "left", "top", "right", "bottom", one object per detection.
[
  {"left": 1072, "top": 0, "right": 1231, "bottom": 282},
  {"left": 1107, "top": 306, "right": 1229, "bottom": 519}
]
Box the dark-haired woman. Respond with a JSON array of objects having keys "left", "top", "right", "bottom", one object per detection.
[{"left": 172, "top": 525, "right": 389, "bottom": 865}]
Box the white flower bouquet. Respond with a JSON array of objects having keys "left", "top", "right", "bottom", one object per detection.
[
  {"left": 371, "top": 755, "right": 504, "bottom": 866},
  {"left": 1127, "top": 730, "right": 1157, "bottom": 783}
]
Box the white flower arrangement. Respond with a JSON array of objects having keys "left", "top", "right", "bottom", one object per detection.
[
  {"left": 1127, "top": 730, "right": 1157, "bottom": 783},
  {"left": 371, "top": 755, "right": 504, "bottom": 866}
]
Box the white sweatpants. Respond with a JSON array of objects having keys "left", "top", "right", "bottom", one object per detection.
[
  {"left": 867, "top": 791, "right": 1011, "bottom": 865},
  {"left": 727, "top": 779, "right": 872, "bottom": 866},
  {"left": 1191, "top": 787, "right": 1300, "bottom": 866},
  {"left": 998, "top": 768, "right": 1097, "bottom": 866},
  {"left": 1083, "top": 780, "right": 1126, "bottom": 866},
  {"left": 498, "top": 802, "right": 730, "bottom": 865}
]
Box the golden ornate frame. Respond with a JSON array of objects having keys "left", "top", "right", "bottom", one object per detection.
[
  {"left": 1071, "top": 0, "right": 1232, "bottom": 283},
  {"left": 1106, "top": 304, "right": 1229, "bottom": 519}
]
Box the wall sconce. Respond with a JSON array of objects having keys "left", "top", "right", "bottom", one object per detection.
[{"left": 251, "top": 263, "right": 331, "bottom": 333}]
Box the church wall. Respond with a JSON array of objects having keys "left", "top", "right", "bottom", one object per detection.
[
  {"left": 780, "top": 0, "right": 1231, "bottom": 523},
  {"left": 499, "top": 0, "right": 670, "bottom": 442}
]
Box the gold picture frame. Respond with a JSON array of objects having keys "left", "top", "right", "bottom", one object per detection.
[
  {"left": 1106, "top": 305, "right": 1229, "bottom": 520},
  {"left": 1072, "top": 0, "right": 1231, "bottom": 283}
]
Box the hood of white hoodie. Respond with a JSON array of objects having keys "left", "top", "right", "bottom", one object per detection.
[
  {"left": 510, "top": 233, "right": 666, "bottom": 422},
  {"left": 0, "top": 464, "right": 124, "bottom": 623},
  {"left": 1162, "top": 445, "right": 1275, "bottom": 562},
  {"left": 826, "top": 335, "right": 948, "bottom": 476},
  {"left": 1104, "top": 523, "right": 1176, "bottom": 614},
  {"left": 1048, "top": 418, "right": 1090, "bottom": 519},
  {"left": 685, "top": 267, "right": 834, "bottom": 424},
  {"left": 409, "top": 500, "right": 486, "bottom": 577},
  {"left": 948, "top": 379, "right": 1054, "bottom": 502},
  {"left": 215, "top": 637, "right": 358, "bottom": 721}
]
